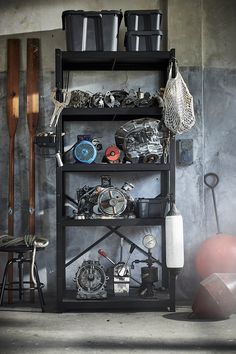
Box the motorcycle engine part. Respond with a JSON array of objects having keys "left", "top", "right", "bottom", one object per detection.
[
  {"left": 140, "top": 266, "right": 158, "bottom": 297},
  {"left": 98, "top": 248, "right": 141, "bottom": 286},
  {"left": 122, "top": 89, "right": 137, "bottom": 107},
  {"left": 115, "top": 118, "right": 163, "bottom": 163},
  {"left": 104, "top": 90, "right": 128, "bottom": 108},
  {"left": 75, "top": 260, "right": 108, "bottom": 299},
  {"left": 73, "top": 140, "right": 97, "bottom": 164},
  {"left": 69, "top": 89, "right": 91, "bottom": 108},
  {"left": 114, "top": 262, "right": 130, "bottom": 296},
  {"left": 91, "top": 92, "right": 104, "bottom": 108},
  {"left": 104, "top": 145, "right": 121, "bottom": 163},
  {"left": 101, "top": 175, "right": 112, "bottom": 188},
  {"left": 98, "top": 187, "right": 127, "bottom": 216},
  {"left": 121, "top": 182, "right": 134, "bottom": 192},
  {"left": 104, "top": 91, "right": 119, "bottom": 108},
  {"left": 92, "top": 138, "right": 103, "bottom": 151},
  {"left": 135, "top": 89, "right": 154, "bottom": 107},
  {"left": 76, "top": 176, "right": 135, "bottom": 219},
  {"left": 143, "top": 234, "right": 156, "bottom": 250},
  {"left": 111, "top": 90, "right": 128, "bottom": 103}
]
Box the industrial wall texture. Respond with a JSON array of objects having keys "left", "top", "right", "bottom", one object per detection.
[{"left": 0, "top": 0, "right": 235, "bottom": 302}]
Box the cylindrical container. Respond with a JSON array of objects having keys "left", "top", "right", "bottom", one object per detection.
[
  {"left": 165, "top": 203, "right": 184, "bottom": 270},
  {"left": 55, "top": 152, "right": 63, "bottom": 167}
]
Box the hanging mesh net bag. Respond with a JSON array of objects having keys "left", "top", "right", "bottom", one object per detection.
[{"left": 163, "top": 61, "right": 195, "bottom": 134}]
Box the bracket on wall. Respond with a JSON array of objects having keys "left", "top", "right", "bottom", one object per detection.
[{"left": 176, "top": 139, "right": 193, "bottom": 166}]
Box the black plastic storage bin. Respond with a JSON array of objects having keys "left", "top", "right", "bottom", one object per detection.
[
  {"left": 62, "top": 10, "right": 123, "bottom": 51},
  {"left": 124, "top": 30, "right": 162, "bottom": 51},
  {"left": 136, "top": 196, "right": 167, "bottom": 218},
  {"left": 124, "top": 10, "right": 162, "bottom": 31}
]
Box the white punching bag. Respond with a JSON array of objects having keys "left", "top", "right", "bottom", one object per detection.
[{"left": 165, "top": 202, "right": 184, "bottom": 270}]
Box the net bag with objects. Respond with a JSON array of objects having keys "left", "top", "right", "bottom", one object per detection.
[{"left": 163, "top": 60, "right": 195, "bottom": 134}]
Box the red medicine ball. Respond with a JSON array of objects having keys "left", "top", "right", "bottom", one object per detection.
[{"left": 195, "top": 234, "right": 236, "bottom": 279}]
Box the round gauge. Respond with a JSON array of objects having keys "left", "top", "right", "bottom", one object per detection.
[{"left": 142, "top": 234, "right": 156, "bottom": 249}]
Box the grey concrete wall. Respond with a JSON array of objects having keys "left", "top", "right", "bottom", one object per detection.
[
  {"left": 167, "top": 0, "right": 236, "bottom": 300},
  {"left": 0, "top": 0, "right": 236, "bottom": 303},
  {"left": 202, "top": 0, "right": 236, "bottom": 238}
]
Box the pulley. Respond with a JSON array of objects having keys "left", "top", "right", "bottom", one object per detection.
[
  {"left": 75, "top": 260, "right": 108, "bottom": 299},
  {"left": 98, "top": 187, "right": 127, "bottom": 216},
  {"left": 104, "top": 145, "right": 121, "bottom": 163},
  {"left": 73, "top": 140, "right": 97, "bottom": 164}
]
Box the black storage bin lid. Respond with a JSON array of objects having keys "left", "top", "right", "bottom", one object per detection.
[
  {"left": 124, "top": 9, "right": 162, "bottom": 27},
  {"left": 62, "top": 10, "right": 123, "bottom": 30}
]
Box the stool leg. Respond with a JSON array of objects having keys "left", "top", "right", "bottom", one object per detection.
[
  {"left": 34, "top": 264, "right": 45, "bottom": 312},
  {"left": 0, "top": 259, "right": 13, "bottom": 305},
  {"left": 18, "top": 258, "right": 23, "bottom": 301}
]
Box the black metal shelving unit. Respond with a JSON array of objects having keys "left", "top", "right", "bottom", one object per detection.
[{"left": 55, "top": 49, "right": 176, "bottom": 312}]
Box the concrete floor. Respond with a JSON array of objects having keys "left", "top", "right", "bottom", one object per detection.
[{"left": 0, "top": 306, "right": 236, "bottom": 354}]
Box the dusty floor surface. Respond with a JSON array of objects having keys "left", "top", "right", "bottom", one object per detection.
[{"left": 0, "top": 305, "right": 235, "bottom": 354}]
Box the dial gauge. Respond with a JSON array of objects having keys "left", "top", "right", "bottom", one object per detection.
[{"left": 142, "top": 234, "right": 156, "bottom": 249}]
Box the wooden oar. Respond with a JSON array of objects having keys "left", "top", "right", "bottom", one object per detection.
[
  {"left": 26, "top": 38, "right": 40, "bottom": 300},
  {"left": 6, "top": 39, "right": 20, "bottom": 304}
]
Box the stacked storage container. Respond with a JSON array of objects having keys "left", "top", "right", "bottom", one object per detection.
[
  {"left": 124, "top": 10, "right": 163, "bottom": 51},
  {"left": 62, "top": 10, "right": 123, "bottom": 51}
]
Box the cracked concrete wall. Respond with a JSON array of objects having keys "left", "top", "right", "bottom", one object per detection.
[
  {"left": 168, "top": 0, "right": 236, "bottom": 299},
  {"left": 0, "top": 0, "right": 236, "bottom": 303}
]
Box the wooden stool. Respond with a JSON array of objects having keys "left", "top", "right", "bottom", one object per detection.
[{"left": 0, "top": 245, "right": 45, "bottom": 312}]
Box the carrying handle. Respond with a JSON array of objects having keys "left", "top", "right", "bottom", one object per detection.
[
  {"left": 204, "top": 172, "right": 221, "bottom": 233},
  {"left": 204, "top": 173, "right": 219, "bottom": 189}
]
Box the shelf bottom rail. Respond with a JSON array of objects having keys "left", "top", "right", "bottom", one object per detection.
[{"left": 58, "top": 289, "right": 172, "bottom": 312}]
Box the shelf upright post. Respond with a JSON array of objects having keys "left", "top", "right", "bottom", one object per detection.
[
  {"left": 168, "top": 135, "right": 176, "bottom": 312},
  {"left": 55, "top": 49, "right": 65, "bottom": 312}
]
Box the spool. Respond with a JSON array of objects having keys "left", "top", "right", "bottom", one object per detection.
[
  {"left": 165, "top": 202, "right": 184, "bottom": 271},
  {"left": 104, "top": 145, "right": 120, "bottom": 163}
]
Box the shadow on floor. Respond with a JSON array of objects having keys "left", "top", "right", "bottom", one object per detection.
[
  {"left": 0, "top": 337, "right": 235, "bottom": 352},
  {"left": 163, "top": 311, "right": 226, "bottom": 322}
]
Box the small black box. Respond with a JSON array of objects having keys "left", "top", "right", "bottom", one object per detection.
[{"left": 136, "top": 196, "right": 167, "bottom": 218}]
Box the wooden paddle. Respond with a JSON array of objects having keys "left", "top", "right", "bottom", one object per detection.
[
  {"left": 6, "top": 39, "right": 20, "bottom": 303},
  {"left": 26, "top": 38, "right": 40, "bottom": 300}
]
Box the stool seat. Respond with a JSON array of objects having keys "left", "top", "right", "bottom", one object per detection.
[{"left": 0, "top": 246, "right": 45, "bottom": 312}]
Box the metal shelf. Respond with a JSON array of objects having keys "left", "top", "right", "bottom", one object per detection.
[
  {"left": 56, "top": 49, "right": 176, "bottom": 312},
  {"left": 62, "top": 106, "right": 163, "bottom": 121},
  {"left": 61, "top": 218, "right": 165, "bottom": 227},
  {"left": 57, "top": 50, "right": 174, "bottom": 71},
  {"left": 61, "top": 163, "right": 170, "bottom": 172}
]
